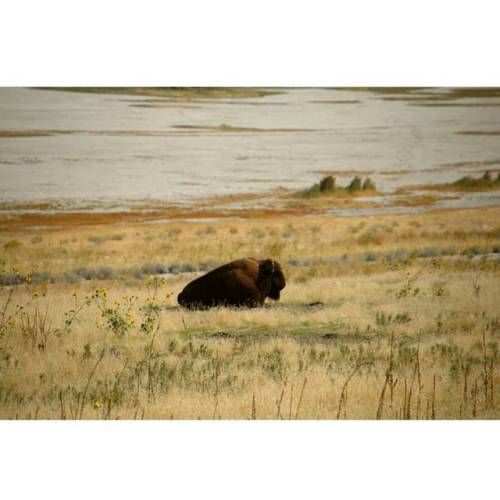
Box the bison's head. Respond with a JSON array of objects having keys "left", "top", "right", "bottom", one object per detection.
[{"left": 258, "top": 259, "right": 286, "bottom": 301}]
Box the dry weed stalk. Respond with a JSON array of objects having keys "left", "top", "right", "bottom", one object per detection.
[
  {"left": 405, "top": 362, "right": 418, "bottom": 419},
  {"left": 68, "top": 392, "right": 80, "bottom": 419},
  {"left": 78, "top": 349, "right": 105, "bottom": 419},
  {"left": 482, "top": 330, "right": 489, "bottom": 409},
  {"left": 415, "top": 343, "right": 424, "bottom": 419},
  {"left": 16, "top": 303, "right": 52, "bottom": 352},
  {"left": 337, "top": 362, "right": 368, "bottom": 419},
  {"left": 431, "top": 374, "right": 436, "bottom": 420},
  {"left": 59, "top": 390, "right": 66, "bottom": 420},
  {"left": 295, "top": 377, "right": 308, "bottom": 419},
  {"left": 472, "top": 379, "right": 478, "bottom": 418},
  {"left": 402, "top": 378, "right": 408, "bottom": 419},
  {"left": 276, "top": 379, "right": 288, "bottom": 419},
  {"left": 489, "top": 359, "right": 495, "bottom": 409},
  {"left": 472, "top": 272, "right": 482, "bottom": 298},
  {"left": 105, "top": 359, "right": 129, "bottom": 420},
  {"left": 463, "top": 364, "right": 469, "bottom": 411},
  {"left": 146, "top": 324, "right": 161, "bottom": 404},
  {"left": 480, "top": 329, "right": 495, "bottom": 411},
  {"left": 376, "top": 333, "right": 395, "bottom": 419},
  {"left": 213, "top": 352, "right": 220, "bottom": 419}
]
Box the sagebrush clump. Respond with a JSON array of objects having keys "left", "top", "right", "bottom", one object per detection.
[{"left": 302, "top": 175, "right": 377, "bottom": 198}]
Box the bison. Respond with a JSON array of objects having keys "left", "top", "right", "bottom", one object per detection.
[{"left": 177, "top": 258, "right": 286, "bottom": 309}]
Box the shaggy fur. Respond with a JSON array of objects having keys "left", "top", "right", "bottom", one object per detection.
[{"left": 177, "top": 258, "right": 286, "bottom": 309}]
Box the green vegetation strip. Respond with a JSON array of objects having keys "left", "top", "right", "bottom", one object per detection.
[
  {"left": 300, "top": 175, "right": 377, "bottom": 198},
  {"left": 36, "top": 87, "right": 281, "bottom": 99},
  {"left": 419, "top": 172, "right": 500, "bottom": 192}
]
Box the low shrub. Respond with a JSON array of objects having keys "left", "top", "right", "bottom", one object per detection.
[
  {"left": 167, "top": 228, "right": 182, "bottom": 238},
  {"left": 0, "top": 273, "right": 27, "bottom": 286},
  {"left": 363, "top": 251, "right": 378, "bottom": 262},
  {"left": 88, "top": 236, "right": 107, "bottom": 245},
  {"left": 347, "top": 176, "right": 362, "bottom": 192},
  {"left": 302, "top": 175, "right": 377, "bottom": 198},
  {"left": 452, "top": 171, "right": 500, "bottom": 190},
  {"left": 140, "top": 263, "right": 170, "bottom": 275},
  {"left": 31, "top": 271, "right": 54, "bottom": 284},
  {"left": 4, "top": 240, "right": 22, "bottom": 250},
  {"left": 88, "top": 234, "right": 124, "bottom": 245},
  {"left": 419, "top": 247, "right": 442, "bottom": 258},
  {"left": 357, "top": 231, "right": 384, "bottom": 246}
]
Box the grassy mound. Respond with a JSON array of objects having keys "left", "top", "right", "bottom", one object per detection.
[
  {"left": 420, "top": 172, "right": 500, "bottom": 192},
  {"left": 452, "top": 171, "right": 500, "bottom": 190},
  {"left": 301, "top": 175, "right": 377, "bottom": 198}
]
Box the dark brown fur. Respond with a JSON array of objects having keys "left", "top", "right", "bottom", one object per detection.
[{"left": 177, "top": 258, "right": 286, "bottom": 309}]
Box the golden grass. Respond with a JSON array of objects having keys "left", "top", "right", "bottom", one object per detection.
[
  {"left": 2, "top": 207, "right": 500, "bottom": 276},
  {"left": 1, "top": 206, "right": 499, "bottom": 419},
  {"left": 1, "top": 266, "right": 499, "bottom": 419}
]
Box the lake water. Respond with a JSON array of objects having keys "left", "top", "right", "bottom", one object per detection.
[{"left": 1, "top": 87, "right": 500, "bottom": 210}]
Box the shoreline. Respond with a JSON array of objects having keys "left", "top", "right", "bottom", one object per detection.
[{"left": 1, "top": 183, "right": 500, "bottom": 233}]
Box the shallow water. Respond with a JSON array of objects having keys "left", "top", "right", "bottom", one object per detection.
[{"left": 1, "top": 87, "right": 500, "bottom": 209}]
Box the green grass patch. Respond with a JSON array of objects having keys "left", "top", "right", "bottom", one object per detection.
[
  {"left": 419, "top": 172, "right": 500, "bottom": 192},
  {"left": 186, "top": 319, "right": 380, "bottom": 343}
]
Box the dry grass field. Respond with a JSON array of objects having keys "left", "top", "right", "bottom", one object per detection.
[{"left": 1, "top": 205, "right": 500, "bottom": 419}]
